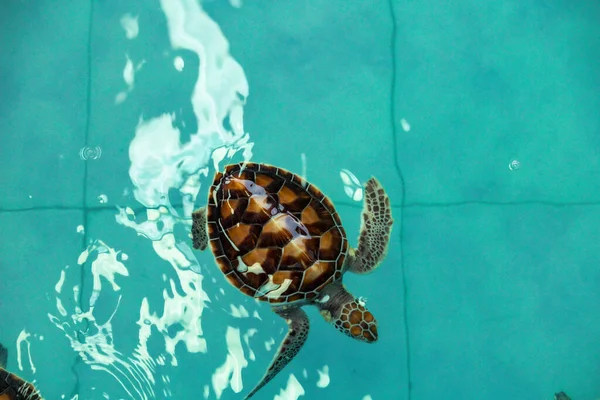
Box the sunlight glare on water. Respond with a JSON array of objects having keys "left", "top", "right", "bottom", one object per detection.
[
  {"left": 46, "top": 0, "right": 261, "bottom": 398},
  {"left": 48, "top": 240, "right": 157, "bottom": 400},
  {"left": 273, "top": 374, "right": 305, "bottom": 400}
]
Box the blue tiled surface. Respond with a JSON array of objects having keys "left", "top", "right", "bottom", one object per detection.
[
  {"left": 0, "top": 211, "right": 81, "bottom": 395},
  {"left": 0, "top": 2, "right": 90, "bottom": 209},
  {"left": 1, "top": 0, "right": 599, "bottom": 399},
  {"left": 405, "top": 204, "right": 600, "bottom": 398}
]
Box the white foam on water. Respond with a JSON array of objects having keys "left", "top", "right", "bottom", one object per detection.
[
  {"left": 315, "top": 365, "right": 330, "bottom": 388},
  {"left": 229, "top": 304, "right": 250, "bottom": 318},
  {"left": 16, "top": 330, "right": 35, "bottom": 374},
  {"left": 274, "top": 374, "right": 305, "bottom": 400},
  {"left": 115, "top": 55, "right": 138, "bottom": 104},
  {"left": 123, "top": 56, "right": 134, "bottom": 88},
  {"left": 137, "top": 270, "right": 208, "bottom": 365},
  {"left": 115, "top": 92, "right": 127, "bottom": 105},
  {"left": 110, "top": 0, "right": 253, "bottom": 378},
  {"left": 78, "top": 240, "right": 129, "bottom": 310},
  {"left": 117, "top": 0, "right": 252, "bottom": 396},
  {"left": 211, "top": 326, "right": 248, "bottom": 398},
  {"left": 362, "top": 395, "right": 373, "bottom": 400},
  {"left": 242, "top": 328, "right": 257, "bottom": 361},
  {"left": 55, "top": 269, "right": 66, "bottom": 292},
  {"left": 48, "top": 240, "right": 157, "bottom": 400},
  {"left": 300, "top": 153, "right": 307, "bottom": 180},
  {"left": 46, "top": 0, "right": 254, "bottom": 398},
  {"left": 120, "top": 13, "right": 139, "bottom": 39},
  {"left": 265, "top": 337, "right": 276, "bottom": 351},
  {"left": 340, "top": 169, "right": 360, "bottom": 187},
  {"left": 340, "top": 169, "right": 363, "bottom": 202},
  {"left": 400, "top": 118, "right": 410, "bottom": 132},
  {"left": 174, "top": 56, "right": 185, "bottom": 71}
]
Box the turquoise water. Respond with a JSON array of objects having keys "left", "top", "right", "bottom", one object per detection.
[{"left": 0, "top": 0, "right": 599, "bottom": 399}]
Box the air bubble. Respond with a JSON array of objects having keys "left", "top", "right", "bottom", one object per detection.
[
  {"left": 79, "top": 146, "right": 102, "bottom": 161},
  {"left": 508, "top": 160, "right": 521, "bottom": 171},
  {"left": 97, "top": 194, "right": 108, "bottom": 204}
]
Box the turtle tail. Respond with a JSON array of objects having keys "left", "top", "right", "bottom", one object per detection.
[{"left": 0, "top": 342, "right": 7, "bottom": 369}]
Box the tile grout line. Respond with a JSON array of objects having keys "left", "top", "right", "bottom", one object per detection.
[
  {"left": 387, "top": 0, "right": 413, "bottom": 398},
  {"left": 0, "top": 3, "right": 596, "bottom": 398},
  {"left": 4, "top": 199, "right": 600, "bottom": 215},
  {"left": 68, "top": 0, "right": 95, "bottom": 397}
]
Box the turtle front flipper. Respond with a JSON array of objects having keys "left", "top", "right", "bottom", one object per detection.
[
  {"left": 191, "top": 207, "right": 208, "bottom": 250},
  {"left": 346, "top": 177, "right": 393, "bottom": 274},
  {"left": 244, "top": 306, "right": 309, "bottom": 400}
]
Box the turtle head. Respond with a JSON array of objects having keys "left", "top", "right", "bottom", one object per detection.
[{"left": 316, "top": 283, "right": 378, "bottom": 343}]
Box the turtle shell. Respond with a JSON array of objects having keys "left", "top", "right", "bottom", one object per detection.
[
  {"left": 206, "top": 162, "right": 348, "bottom": 304},
  {"left": 0, "top": 367, "right": 42, "bottom": 400}
]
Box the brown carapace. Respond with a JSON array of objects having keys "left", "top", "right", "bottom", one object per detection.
[
  {"left": 192, "top": 162, "right": 394, "bottom": 399},
  {"left": 202, "top": 162, "right": 347, "bottom": 303},
  {"left": 0, "top": 343, "right": 43, "bottom": 400}
]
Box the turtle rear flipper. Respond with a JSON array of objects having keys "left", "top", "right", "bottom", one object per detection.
[
  {"left": 244, "top": 307, "right": 309, "bottom": 399},
  {"left": 347, "top": 177, "right": 393, "bottom": 274},
  {"left": 0, "top": 342, "right": 7, "bottom": 369}
]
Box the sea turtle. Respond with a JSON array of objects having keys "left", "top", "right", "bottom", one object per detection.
[
  {"left": 191, "top": 162, "right": 393, "bottom": 399},
  {"left": 0, "top": 343, "right": 43, "bottom": 400}
]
